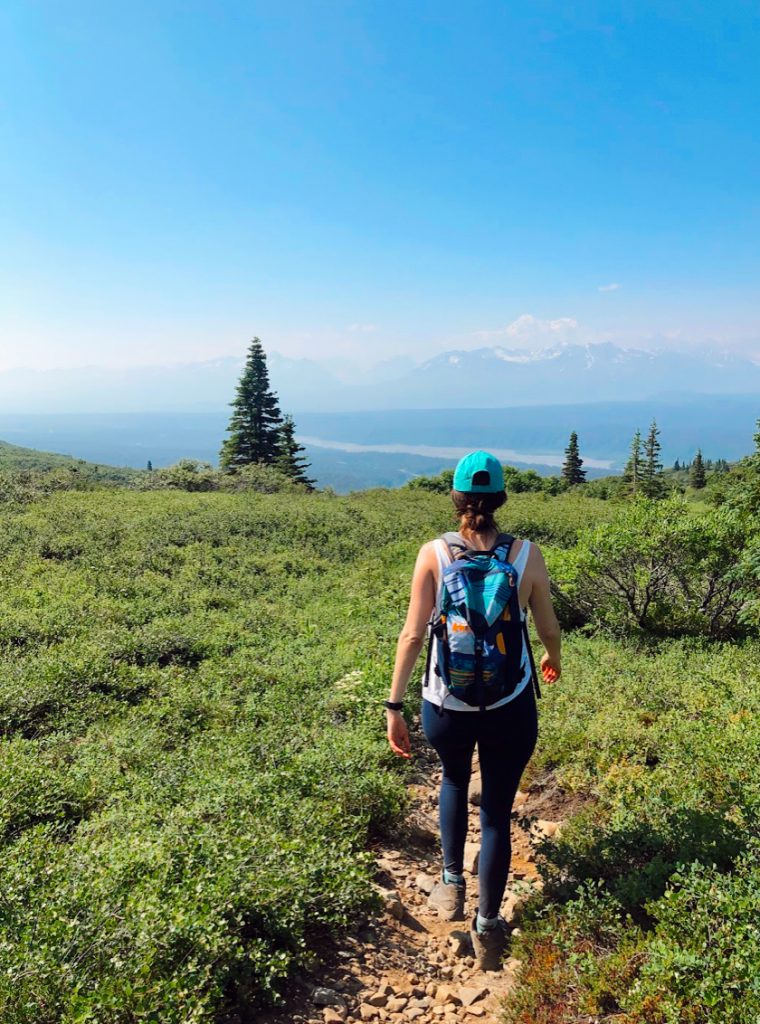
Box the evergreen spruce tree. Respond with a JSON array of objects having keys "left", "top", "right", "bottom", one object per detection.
[
  {"left": 690, "top": 449, "right": 706, "bottom": 489},
  {"left": 561, "top": 431, "right": 586, "bottom": 485},
  {"left": 147, "top": 460, "right": 153, "bottom": 472},
  {"left": 275, "top": 414, "right": 314, "bottom": 489},
  {"left": 641, "top": 419, "right": 665, "bottom": 497},
  {"left": 622, "top": 429, "right": 643, "bottom": 496},
  {"left": 673, "top": 459, "right": 681, "bottom": 472},
  {"left": 219, "top": 338, "right": 283, "bottom": 470}
]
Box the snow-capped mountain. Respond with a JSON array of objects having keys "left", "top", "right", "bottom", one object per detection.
[
  {"left": 354, "top": 341, "right": 760, "bottom": 410},
  {"left": 0, "top": 342, "right": 758, "bottom": 413}
]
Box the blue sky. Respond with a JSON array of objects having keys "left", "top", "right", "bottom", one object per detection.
[{"left": 1, "top": 1, "right": 758, "bottom": 370}]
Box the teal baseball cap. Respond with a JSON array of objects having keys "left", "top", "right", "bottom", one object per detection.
[{"left": 452, "top": 450, "right": 505, "bottom": 493}]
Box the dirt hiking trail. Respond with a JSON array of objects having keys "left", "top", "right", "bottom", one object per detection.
[{"left": 256, "top": 715, "right": 572, "bottom": 1024}]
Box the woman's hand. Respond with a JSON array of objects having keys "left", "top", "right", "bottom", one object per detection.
[
  {"left": 540, "top": 652, "right": 561, "bottom": 684},
  {"left": 387, "top": 711, "right": 412, "bottom": 758}
]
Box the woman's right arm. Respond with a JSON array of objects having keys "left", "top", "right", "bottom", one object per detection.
[{"left": 527, "top": 545, "right": 562, "bottom": 682}]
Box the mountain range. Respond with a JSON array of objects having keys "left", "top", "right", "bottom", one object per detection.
[{"left": 1, "top": 341, "right": 759, "bottom": 413}]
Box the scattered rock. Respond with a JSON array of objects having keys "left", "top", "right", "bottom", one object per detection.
[
  {"left": 502, "top": 888, "right": 531, "bottom": 925},
  {"left": 405, "top": 1009, "right": 425, "bottom": 1021},
  {"left": 376, "top": 888, "right": 405, "bottom": 921},
  {"left": 433, "top": 985, "right": 461, "bottom": 1006},
  {"left": 387, "top": 997, "right": 407, "bottom": 1012},
  {"left": 463, "top": 842, "right": 480, "bottom": 874},
  {"left": 464, "top": 1005, "right": 486, "bottom": 1017},
  {"left": 366, "top": 992, "right": 388, "bottom": 1008},
  {"left": 313, "top": 987, "right": 347, "bottom": 1010},
  {"left": 323, "top": 1010, "right": 346, "bottom": 1024},
  {"left": 415, "top": 872, "right": 437, "bottom": 894},
  {"left": 468, "top": 776, "right": 482, "bottom": 806},
  {"left": 448, "top": 930, "right": 471, "bottom": 958},
  {"left": 458, "top": 985, "right": 488, "bottom": 1007},
  {"left": 358, "top": 1003, "right": 379, "bottom": 1021}
]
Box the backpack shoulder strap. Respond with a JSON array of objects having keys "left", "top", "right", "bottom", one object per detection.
[
  {"left": 441, "top": 532, "right": 468, "bottom": 560},
  {"left": 492, "top": 533, "right": 515, "bottom": 561}
]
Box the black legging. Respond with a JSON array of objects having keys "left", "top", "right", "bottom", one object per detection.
[{"left": 421, "top": 682, "right": 538, "bottom": 919}]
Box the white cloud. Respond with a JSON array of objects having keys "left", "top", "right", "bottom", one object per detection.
[
  {"left": 598, "top": 282, "right": 621, "bottom": 292},
  {"left": 346, "top": 323, "right": 378, "bottom": 333},
  {"left": 474, "top": 313, "right": 580, "bottom": 347}
]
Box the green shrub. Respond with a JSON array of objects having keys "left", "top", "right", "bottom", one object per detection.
[{"left": 552, "top": 497, "right": 759, "bottom": 637}]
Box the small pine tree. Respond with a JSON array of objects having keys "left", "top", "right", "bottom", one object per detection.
[
  {"left": 561, "top": 431, "right": 586, "bottom": 485},
  {"left": 622, "top": 429, "right": 643, "bottom": 496},
  {"left": 275, "top": 415, "right": 314, "bottom": 489},
  {"left": 147, "top": 460, "right": 153, "bottom": 472},
  {"left": 673, "top": 459, "right": 681, "bottom": 472},
  {"left": 219, "top": 338, "right": 283, "bottom": 470},
  {"left": 641, "top": 419, "right": 665, "bottom": 497},
  {"left": 690, "top": 450, "right": 706, "bottom": 489}
]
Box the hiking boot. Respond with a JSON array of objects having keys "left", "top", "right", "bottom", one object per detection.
[
  {"left": 470, "top": 913, "right": 510, "bottom": 971},
  {"left": 427, "top": 873, "right": 466, "bottom": 921}
]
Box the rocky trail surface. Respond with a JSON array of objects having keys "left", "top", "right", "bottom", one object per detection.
[{"left": 256, "top": 717, "right": 570, "bottom": 1024}]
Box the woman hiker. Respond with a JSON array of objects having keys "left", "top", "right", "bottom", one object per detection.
[{"left": 385, "top": 450, "right": 561, "bottom": 971}]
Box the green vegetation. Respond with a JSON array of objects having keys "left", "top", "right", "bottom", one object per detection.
[
  {"left": 0, "top": 439, "right": 136, "bottom": 482},
  {"left": 0, "top": 440, "right": 138, "bottom": 505},
  {"left": 0, "top": 428, "right": 757, "bottom": 1021}
]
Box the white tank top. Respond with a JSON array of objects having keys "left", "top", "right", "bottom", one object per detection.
[{"left": 423, "top": 536, "right": 532, "bottom": 712}]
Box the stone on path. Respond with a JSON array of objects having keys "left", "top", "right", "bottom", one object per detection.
[
  {"left": 433, "top": 985, "right": 461, "bottom": 1006},
  {"left": 458, "top": 985, "right": 488, "bottom": 1007},
  {"left": 312, "top": 987, "right": 347, "bottom": 1009},
  {"left": 534, "top": 818, "right": 560, "bottom": 838},
  {"left": 415, "top": 872, "right": 437, "bottom": 895},
  {"left": 448, "top": 930, "right": 472, "bottom": 958},
  {"left": 463, "top": 842, "right": 480, "bottom": 874}
]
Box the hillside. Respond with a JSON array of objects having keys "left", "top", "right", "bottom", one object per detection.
[
  {"left": 0, "top": 438, "right": 137, "bottom": 482},
  {"left": 0, "top": 483, "right": 757, "bottom": 1022}
]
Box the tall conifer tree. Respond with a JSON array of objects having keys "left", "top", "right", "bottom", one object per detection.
[
  {"left": 219, "top": 338, "right": 282, "bottom": 470},
  {"left": 641, "top": 419, "right": 665, "bottom": 497},
  {"left": 275, "top": 415, "right": 314, "bottom": 489},
  {"left": 561, "top": 431, "right": 586, "bottom": 485},
  {"left": 622, "top": 429, "right": 643, "bottom": 496},
  {"left": 690, "top": 449, "right": 706, "bottom": 489}
]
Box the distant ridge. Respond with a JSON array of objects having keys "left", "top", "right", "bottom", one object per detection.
[
  {"left": 1, "top": 342, "right": 759, "bottom": 413},
  {"left": 0, "top": 438, "right": 137, "bottom": 481}
]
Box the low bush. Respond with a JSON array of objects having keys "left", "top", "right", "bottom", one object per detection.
[{"left": 551, "top": 497, "right": 760, "bottom": 637}]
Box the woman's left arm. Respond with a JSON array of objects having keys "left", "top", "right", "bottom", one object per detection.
[{"left": 386, "top": 543, "right": 437, "bottom": 758}]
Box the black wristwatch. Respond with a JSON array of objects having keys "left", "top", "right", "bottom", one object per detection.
[{"left": 383, "top": 700, "right": 404, "bottom": 711}]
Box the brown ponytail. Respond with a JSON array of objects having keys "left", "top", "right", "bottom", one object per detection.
[{"left": 451, "top": 489, "right": 506, "bottom": 539}]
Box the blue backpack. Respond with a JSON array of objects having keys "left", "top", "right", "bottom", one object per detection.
[{"left": 424, "top": 532, "right": 540, "bottom": 710}]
